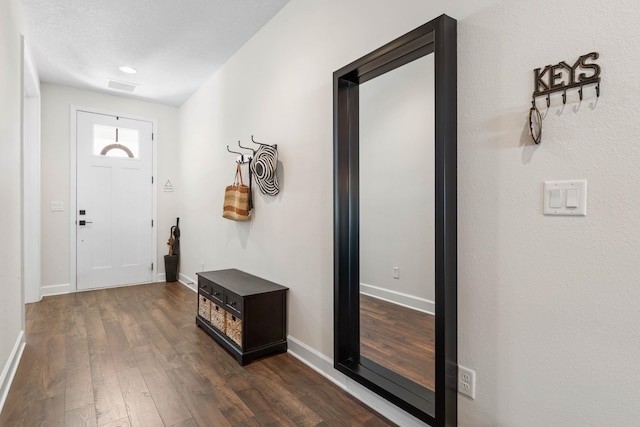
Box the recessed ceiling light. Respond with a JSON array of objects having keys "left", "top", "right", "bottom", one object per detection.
[{"left": 119, "top": 66, "right": 137, "bottom": 74}]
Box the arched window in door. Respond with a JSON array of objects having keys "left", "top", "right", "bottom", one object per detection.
[
  {"left": 92, "top": 124, "right": 140, "bottom": 159},
  {"left": 99, "top": 143, "right": 134, "bottom": 158}
]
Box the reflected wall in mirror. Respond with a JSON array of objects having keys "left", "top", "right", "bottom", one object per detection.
[
  {"left": 359, "top": 53, "right": 436, "bottom": 392},
  {"left": 334, "top": 14, "right": 457, "bottom": 426}
]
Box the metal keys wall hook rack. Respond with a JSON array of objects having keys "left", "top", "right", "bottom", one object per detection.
[
  {"left": 536, "top": 79, "right": 600, "bottom": 109},
  {"left": 529, "top": 52, "right": 602, "bottom": 144}
]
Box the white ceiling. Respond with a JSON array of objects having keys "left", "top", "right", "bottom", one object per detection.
[{"left": 21, "top": 0, "right": 289, "bottom": 107}]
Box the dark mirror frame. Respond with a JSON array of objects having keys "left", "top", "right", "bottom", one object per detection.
[{"left": 333, "top": 14, "right": 457, "bottom": 426}]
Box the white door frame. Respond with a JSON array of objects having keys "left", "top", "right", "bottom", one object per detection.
[
  {"left": 21, "top": 36, "right": 41, "bottom": 305},
  {"left": 70, "top": 105, "right": 158, "bottom": 291}
]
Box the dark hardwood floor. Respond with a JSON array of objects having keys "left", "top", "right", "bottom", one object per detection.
[
  {"left": 0, "top": 282, "right": 395, "bottom": 427},
  {"left": 360, "top": 294, "right": 435, "bottom": 391}
]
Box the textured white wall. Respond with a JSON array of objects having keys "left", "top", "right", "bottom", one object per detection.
[
  {"left": 457, "top": 1, "right": 640, "bottom": 425},
  {"left": 40, "top": 84, "right": 180, "bottom": 288},
  {"left": 0, "top": 0, "right": 25, "bottom": 403},
  {"left": 175, "top": 0, "right": 640, "bottom": 425}
]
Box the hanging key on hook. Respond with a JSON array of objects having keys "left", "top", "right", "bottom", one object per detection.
[{"left": 529, "top": 99, "right": 542, "bottom": 145}]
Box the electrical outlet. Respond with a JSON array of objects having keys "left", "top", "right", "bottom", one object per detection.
[
  {"left": 458, "top": 365, "right": 476, "bottom": 399},
  {"left": 392, "top": 267, "right": 400, "bottom": 279}
]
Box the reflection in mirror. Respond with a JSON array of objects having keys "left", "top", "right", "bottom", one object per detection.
[
  {"left": 359, "top": 53, "right": 435, "bottom": 392},
  {"left": 334, "top": 14, "right": 457, "bottom": 426}
]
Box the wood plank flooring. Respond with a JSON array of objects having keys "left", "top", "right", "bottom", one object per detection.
[
  {"left": 360, "top": 294, "right": 435, "bottom": 391},
  {"left": 0, "top": 282, "right": 395, "bottom": 427}
]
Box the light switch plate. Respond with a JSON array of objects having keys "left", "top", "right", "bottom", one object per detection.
[
  {"left": 543, "top": 180, "right": 587, "bottom": 216},
  {"left": 549, "top": 188, "right": 562, "bottom": 208},
  {"left": 50, "top": 201, "right": 64, "bottom": 212}
]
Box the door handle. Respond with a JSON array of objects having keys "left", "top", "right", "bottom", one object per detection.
[{"left": 79, "top": 220, "right": 93, "bottom": 226}]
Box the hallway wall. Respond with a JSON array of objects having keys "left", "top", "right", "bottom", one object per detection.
[
  {"left": 179, "top": 0, "right": 640, "bottom": 425},
  {"left": 0, "top": 0, "right": 26, "bottom": 409},
  {"left": 457, "top": 1, "right": 640, "bottom": 425}
]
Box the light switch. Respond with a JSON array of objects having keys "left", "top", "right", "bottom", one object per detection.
[
  {"left": 566, "top": 188, "right": 579, "bottom": 208},
  {"left": 543, "top": 180, "right": 587, "bottom": 216},
  {"left": 549, "top": 189, "right": 562, "bottom": 208},
  {"left": 50, "top": 201, "right": 63, "bottom": 212}
]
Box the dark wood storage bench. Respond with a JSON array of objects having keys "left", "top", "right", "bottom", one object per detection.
[{"left": 196, "top": 269, "right": 288, "bottom": 365}]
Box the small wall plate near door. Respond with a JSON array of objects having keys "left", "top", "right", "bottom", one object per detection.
[{"left": 543, "top": 180, "right": 587, "bottom": 216}]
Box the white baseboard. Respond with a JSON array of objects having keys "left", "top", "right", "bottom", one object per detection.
[
  {"left": 0, "top": 331, "right": 25, "bottom": 414},
  {"left": 41, "top": 283, "right": 71, "bottom": 298},
  {"left": 156, "top": 272, "right": 196, "bottom": 292},
  {"left": 41, "top": 276, "right": 196, "bottom": 296},
  {"left": 360, "top": 282, "right": 435, "bottom": 315},
  {"left": 178, "top": 273, "right": 197, "bottom": 292},
  {"left": 287, "top": 336, "right": 428, "bottom": 427}
]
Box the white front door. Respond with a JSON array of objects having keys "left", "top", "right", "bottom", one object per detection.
[{"left": 76, "top": 111, "right": 154, "bottom": 290}]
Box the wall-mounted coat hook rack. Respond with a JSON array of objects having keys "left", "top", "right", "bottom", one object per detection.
[
  {"left": 226, "top": 145, "right": 242, "bottom": 155},
  {"left": 238, "top": 141, "right": 255, "bottom": 154},
  {"left": 227, "top": 143, "right": 251, "bottom": 163},
  {"left": 251, "top": 135, "right": 277, "bottom": 149}
]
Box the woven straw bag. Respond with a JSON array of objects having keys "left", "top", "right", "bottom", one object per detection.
[{"left": 222, "top": 163, "right": 251, "bottom": 221}]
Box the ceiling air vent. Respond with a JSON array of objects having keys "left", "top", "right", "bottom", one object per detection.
[{"left": 108, "top": 79, "right": 137, "bottom": 93}]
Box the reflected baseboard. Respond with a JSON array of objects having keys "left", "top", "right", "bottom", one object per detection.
[
  {"left": 286, "top": 336, "right": 427, "bottom": 427},
  {"left": 360, "top": 283, "right": 435, "bottom": 315}
]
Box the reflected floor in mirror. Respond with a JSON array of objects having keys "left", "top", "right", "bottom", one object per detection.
[{"left": 360, "top": 294, "right": 435, "bottom": 391}]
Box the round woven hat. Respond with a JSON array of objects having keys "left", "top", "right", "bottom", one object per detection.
[{"left": 250, "top": 144, "right": 279, "bottom": 196}]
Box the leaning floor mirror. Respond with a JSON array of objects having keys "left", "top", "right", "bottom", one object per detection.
[{"left": 333, "top": 14, "right": 457, "bottom": 426}]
